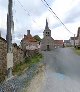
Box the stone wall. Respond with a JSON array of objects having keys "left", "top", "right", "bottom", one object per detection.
[
  {"left": 0, "top": 37, "right": 40, "bottom": 82},
  {"left": 13, "top": 44, "right": 24, "bottom": 66},
  {"left": 0, "top": 37, "right": 24, "bottom": 82},
  {"left": 0, "top": 37, "right": 7, "bottom": 81}
]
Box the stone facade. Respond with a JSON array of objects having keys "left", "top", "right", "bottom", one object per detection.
[
  {"left": 13, "top": 43, "right": 24, "bottom": 66},
  {"left": 54, "top": 40, "right": 63, "bottom": 47},
  {"left": 69, "top": 27, "right": 80, "bottom": 47},
  {"left": 41, "top": 37, "right": 54, "bottom": 50},
  {"left": 70, "top": 37, "right": 78, "bottom": 46},
  {"left": 77, "top": 27, "right": 80, "bottom": 46},
  {"left": 21, "top": 30, "right": 39, "bottom": 52},
  {"left": 64, "top": 40, "right": 71, "bottom": 47},
  {"left": 0, "top": 37, "right": 7, "bottom": 78},
  {"left": 0, "top": 37, "right": 24, "bottom": 81},
  {"left": 41, "top": 19, "right": 54, "bottom": 51}
]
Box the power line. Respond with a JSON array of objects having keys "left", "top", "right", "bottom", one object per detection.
[
  {"left": 17, "top": 0, "right": 39, "bottom": 26},
  {"left": 41, "top": 0, "right": 54, "bottom": 14},
  {"left": 16, "top": 0, "right": 30, "bottom": 16},
  {"left": 16, "top": 0, "right": 43, "bottom": 29},
  {"left": 41, "top": 0, "right": 74, "bottom": 35}
]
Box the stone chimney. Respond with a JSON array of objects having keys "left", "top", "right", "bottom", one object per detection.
[
  {"left": 24, "top": 35, "right": 26, "bottom": 39},
  {"left": 27, "top": 30, "right": 30, "bottom": 35}
]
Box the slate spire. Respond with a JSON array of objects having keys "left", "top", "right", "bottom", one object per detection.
[{"left": 45, "top": 18, "right": 49, "bottom": 29}]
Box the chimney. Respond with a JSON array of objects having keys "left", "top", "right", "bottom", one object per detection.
[
  {"left": 27, "top": 30, "right": 30, "bottom": 35},
  {"left": 24, "top": 35, "right": 26, "bottom": 39}
]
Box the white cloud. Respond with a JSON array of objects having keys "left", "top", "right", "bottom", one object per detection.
[
  {"left": 51, "top": 21, "right": 80, "bottom": 40},
  {"left": 51, "top": 0, "right": 80, "bottom": 18},
  {"left": 0, "top": 8, "right": 7, "bottom": 29},
  {"left": 0, "top": 0, "right": 80, "bottom": 44}
]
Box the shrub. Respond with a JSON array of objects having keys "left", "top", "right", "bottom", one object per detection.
[{"left": 24, "top": 57, "right": 31, "bottom": 64}]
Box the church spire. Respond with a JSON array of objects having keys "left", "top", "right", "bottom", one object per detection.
[
  {"left": 45, "top": 18, "right": 49, "bottom": 29},
  {"left": 0, "top": 31, "right": 1, "bottom": 37}
]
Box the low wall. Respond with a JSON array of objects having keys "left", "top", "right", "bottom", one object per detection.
[
  {"left": 0, "top": 37, "right": 7, "bottom": 82},
  {"left": 0, "top": 37, "right": 24, "bottom": 82},
  {"left": 0, "top": 37, "right": 39, "bottom": 82},
  {"left": 13, "top": 44, "right": 24, "bottom": 66}
]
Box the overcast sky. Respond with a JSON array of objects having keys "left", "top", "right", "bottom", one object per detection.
[{"left": 0, "top": 0, "right": 80, "bottom": 45}]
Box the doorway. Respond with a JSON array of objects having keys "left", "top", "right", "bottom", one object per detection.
[{"left": 47, "top": 45, "right": 50, "bottom": 51}]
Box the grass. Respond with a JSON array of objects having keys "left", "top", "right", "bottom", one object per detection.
[
  {"left": 12, "top": 53, "right": 43, "bottom": 75},
  {"left": 12, "top": 62, "right": 28, "bottom": 75},
  {"left": 73, "top": 48, "right": 80, "bottom": 55},
  {"left": 30, "top": 54, "right": 42, "bottom": 64}
]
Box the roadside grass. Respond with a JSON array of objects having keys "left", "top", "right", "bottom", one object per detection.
[
  {"left": 73, "top": 48, "right": 80, "bottom": 55},
  {"left": 30, "top": 54, "right": 42, "bottom": 64},
  {"left": 12, "top": 62, "right": 28, "bottom": 75},
  {"left": 12, "top": 53, "right": 43, "bottom": 75}
]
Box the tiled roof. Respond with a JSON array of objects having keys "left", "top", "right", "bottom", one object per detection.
[
  {"left": 64, "top": 40, "right": 70, "bottom": 43},
  {"left": 54, "top": 40, "right": 63, "bottom": 44},
  {"left": 23, "top": 34, "right": 37, "bottom": 42}
]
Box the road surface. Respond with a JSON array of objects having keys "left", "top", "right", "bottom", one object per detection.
[{"left": 41, "top": 47, "right": 80, "bottom": 92}]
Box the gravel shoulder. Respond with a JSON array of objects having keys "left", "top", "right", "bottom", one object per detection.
[
  {"left": 0, "top": 62, "right": 45, "bottom": 92},
  {"left": 23, "top": 64, "right": 46, "bottom": 92}
]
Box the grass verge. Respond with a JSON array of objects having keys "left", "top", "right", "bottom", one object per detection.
[
  {"left": 12, "top": 53, "right": 43, "bottom": 75},
  {"left": 73, "top": 48, "right": 80, "bottom": 55}
]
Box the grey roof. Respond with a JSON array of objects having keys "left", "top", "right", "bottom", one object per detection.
[
  {"left": 70, "top": 37, "right": 78, "bottom": 40},
  {"left": 64, "top": 40, "right": 70, "bottom": 43}
]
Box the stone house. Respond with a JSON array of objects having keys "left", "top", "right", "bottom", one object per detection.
[
  {"left": 77, "top": 27, "right": 80, "bottom": 46},
  {"left": 70, "top": 27, "right": 80, "bottom": 47},
  {"left": 21, "top": 30, "right": 39, "bottom": 52},
  {"left": 64, "top": 40, "right": 71, "bottom": 47},
  {"left": 41, "top": 19, "right": 54, "bottom": 51},
  {"left": 54, "top": 40, "right": 63, "bottom": 48},
  {"left": 70, "top": 37, "right": 78, "bottom": 46}
]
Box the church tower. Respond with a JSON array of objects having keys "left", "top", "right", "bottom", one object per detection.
[
  {"left": 41, "top": 19, "right": 54, "bottom": 51},
  {"left": 43, "top": 19, "right": 51, "bottom": 37}
]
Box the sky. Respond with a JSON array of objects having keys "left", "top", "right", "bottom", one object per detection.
[{"left": 0, "top": 0, "right": 80, "bottom": 45}]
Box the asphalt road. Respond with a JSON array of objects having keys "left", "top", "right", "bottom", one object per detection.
[{"left": 41, "top": 47, "right": 80, "bottom": 92}]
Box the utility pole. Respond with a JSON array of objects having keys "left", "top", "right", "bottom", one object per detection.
[
  {"left": 74, "top": 34, "right": 75, "bottom": 48},
  {"left": 6, "top": 0, "right": 13, "bottom": 79}
]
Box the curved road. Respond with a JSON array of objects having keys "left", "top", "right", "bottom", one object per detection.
[{"left": 41, "top": 48, "right": 80, "bottom": 92}]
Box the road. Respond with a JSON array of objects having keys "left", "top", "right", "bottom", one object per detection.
[
  {"left": 41, "top": 47, "right": 80, "bottom": 92},
  {"left": 1, "top": 47, "right": 80, "bottom": 92}
]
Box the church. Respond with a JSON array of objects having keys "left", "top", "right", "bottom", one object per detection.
[{"left": 41, "top": 19, "right": 54, "bottom": 51}]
